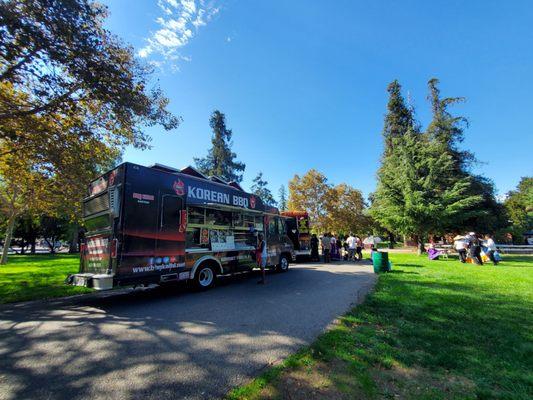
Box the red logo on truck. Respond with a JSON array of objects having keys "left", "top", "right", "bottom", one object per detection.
[
  {"left": 250, "top": 195, "right": 256, "bottom": 209},
  {"left": 173, "top": 180, "right": 185, "bottom": 196}
]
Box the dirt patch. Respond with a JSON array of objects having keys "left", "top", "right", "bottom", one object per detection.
[
  {"left": 258, "top": 359, "right": 367, "bottom": 400},
  {"left": 372, "top": 362, "right": 476, "bottom": 399}
]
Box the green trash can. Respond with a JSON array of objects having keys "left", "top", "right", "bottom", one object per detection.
[{"left": 372, "top": 251, "right": 390, "bottom": 273}]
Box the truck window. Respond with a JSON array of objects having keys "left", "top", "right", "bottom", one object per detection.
[
  {"left": 188, "top": 206, "right": 205, "bottom": 225},
  {"left": 161, "top": 195, "right": 183, "bottom": 229},
  {"left": 268, "top": 218, "right": 278, "bottom": 236},
  {"left": 206, "top": 209, "right": 231, "bottom": 226},
  {"left": 233, "top": 212, "right": 244, "bottom": 227},
  {"left": 277, "top": 218, "right": 286, "bottom": 235}
]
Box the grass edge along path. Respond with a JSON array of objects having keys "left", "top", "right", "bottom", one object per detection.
[
  {"left": 0, "top": 254, "right": 92, "bottom": 304},
  {"left": 227, "top": 254, "right": 533, "bottom": 400}
]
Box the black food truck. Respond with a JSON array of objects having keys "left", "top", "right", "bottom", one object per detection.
[{"left": 68, "top": 162, "right": 295, "bottom": 290}]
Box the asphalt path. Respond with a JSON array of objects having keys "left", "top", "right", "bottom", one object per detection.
[{"left": 0, "top": 261, "right": 376, "bottom": 400}]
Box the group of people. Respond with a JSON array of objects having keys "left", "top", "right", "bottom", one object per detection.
[
  {"left": 310, "top": 233, "right": 364, "bottom": 263},
  {"left": 453, "top": 232, "right": 499, "bottom": 266}
]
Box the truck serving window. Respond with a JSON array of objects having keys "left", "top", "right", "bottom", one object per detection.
[
  {"left": 188, "top": 206, "right": 205, "bottom": 225},
  {"left": 83, "top": 192, "right": 110, "bottom": 217},
  {"left": 161, "top": 195, "right": 183, "bottom": 229},
  {"left": 206, "top": 209, "right": 231, "bottom": 227}
]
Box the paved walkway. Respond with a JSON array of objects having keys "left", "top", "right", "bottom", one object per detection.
[{"left": 0, "top": 261, "right": 376, "bottom": 400}]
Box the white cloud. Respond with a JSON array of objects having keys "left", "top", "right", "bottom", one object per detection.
[{"left": 139, "top": 0, "right": 220, "bottom": 68}]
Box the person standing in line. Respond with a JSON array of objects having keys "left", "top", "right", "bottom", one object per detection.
[
  {"left": 310, "top": 233, "right": 319, "bottom": 262},
  {"left": 330, "top": 234, "right": 339, "bottom": 260},
  {"left": 454, "top": 237, "right": 467, "bottom": 263},
  {"left": 346, "top": 233, "right": 356, "bottom": 261},
  {"left": 484, "top": 234, "right": 498, "bottom": 265},
  {"left": 468, "top": 233, "right": 483, "bottom": 265},
  {"left": 321, "top": 233, "right": 331, "bottom": 263},
  {"left": 256, "top": 233, "right": 267, "bottom": 284},
  {"left": 355, "top": 235, "right": 363, "bottom": 260}
]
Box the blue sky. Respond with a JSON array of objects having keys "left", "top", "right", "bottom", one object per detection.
[{"left": 105, "top": 0, "right": 533, "bottom": 201}]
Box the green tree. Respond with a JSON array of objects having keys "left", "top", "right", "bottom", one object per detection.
[
  {"left": 12, "top": 213, "right": 41, "bottom": 254},
  {"left": 426, "top": 79, "right": 506, "bottom": 234},
  {"left": 0, "top": 142, "right": 54, "bottom": 264},
  {"left": 194, "top": 110, "right": 245, "bottom": 183},
  {"left": 250, "top": 172, "right": 276, "bottom": 206},
  {"left": 504, "top": 177, "right": 533, "bottom": 243},
  {"left": 371, "top": 81, "right": 483, "bottom": 253},
  {"left": 382, "top": 80, "right": 415, "bottom": 155},
  {"left": 0, "top": 0, "right": 179, "bottom": 152},
  {"left": 278, "top": 185, "right": 287, "bottom": 211}
]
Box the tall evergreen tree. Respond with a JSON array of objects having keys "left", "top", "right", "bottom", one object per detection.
[
  {"left": 382, "top": 80, "right": 415, "bottom": 155},
  {"left": 250, "top": 172, "right": 276, "bottom": 206},
  {"left": 426, "top": 79, "right": 504, "bottom": 233},
  {"left": 278, "top": 185, "right": 287, "bottom": 211},
  {"left": 194, "top": 110, "right": 246, "bottom": 183},
  {"left": 371, "top": 81, "right": 483, "bottom": 253}
]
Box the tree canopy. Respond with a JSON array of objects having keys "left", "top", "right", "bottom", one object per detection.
[
  {"left": 250, "top": 172, "right": 276, "bottom": 206},
  {"left": 194, "top": 110, "right": 246, "bottom": 183},
  {"left": 288, "top": 169, "right": 370, "bottom": 234},
  {"left": 504, "top": 177, "right": 533, "bottom": 242},
  {"left": 370, "top": 79, "right": 492, "bottom": 252}
]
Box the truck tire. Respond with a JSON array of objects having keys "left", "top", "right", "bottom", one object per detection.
[
  {"left": 276, "top": 254, "right": 290, "bottom": 273},
  {"left": 195, "top": 264, "right": 216, "bottom": 290}
]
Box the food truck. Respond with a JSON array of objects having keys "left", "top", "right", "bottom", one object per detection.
[
  {"left": 280, "top": 211, "right": 311, "bottom": 258},
  {"left": 68, "top": 162, "right": 294, "bottom": 290}
]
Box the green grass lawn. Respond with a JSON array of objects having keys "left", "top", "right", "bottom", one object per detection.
[
  {"left": 0, "top": 254, "right": 92, "bottom": 304},
  {"left": 228, "top": 253, "right": 533, "bottom": 400}
]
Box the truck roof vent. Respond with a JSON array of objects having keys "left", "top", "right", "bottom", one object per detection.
[
  {"left": 150, "top": 163, "right": 180, "bottom": 173},
  {"left": 180, "top": 165, "right": 208, "bottom": 179},
  {"left": 209, "top": 176, "right": 228, "bottom": 185},
  {"left": 228, "top": 181, "right": 244, "bottom": 191}
]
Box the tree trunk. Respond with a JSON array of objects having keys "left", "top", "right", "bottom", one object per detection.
[
  {"left": 20, "top": 238, "right": 25, "bottom": 255},
  {"left": 388, "top": 232, "right": 395, "bottom": 249},
  {"left": 403, "top": 235, "right": 408, "bottom": 247},
  {"left": 69, "top": 226, "right": 79, "bottom": 253},
  {"left": 417, "top": 234, "right": 426, "bottom": 255},
  {"left": 1, "top": 213, "right": 16, "bottom": 264},
  {"left": 30, "top": 238, "right": 36, "bottom": 254},
  {"left": 44, "top": 238, "right": 55, "bottom": 254}
]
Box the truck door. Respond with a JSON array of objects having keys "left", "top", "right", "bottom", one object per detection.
[
  {"left": 266, "top": 216, "right": 282, "bottom": 266},
  {"left": 156, "top": 194, "right": 186, "bottom": 272}
]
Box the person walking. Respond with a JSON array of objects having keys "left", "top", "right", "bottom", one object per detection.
[
  {"left": 484, "top": 234, "right": 498, "bottom": 265},
  {"left": 355, "top": 235, "right": 363, "bottom": 261},
  {"left": 321, "top": 233, "right": 331, "bottom": 263},
  {"left": 346, "top": 233, "right": 356, "bottom": 261},
  {"left": 454, "top": 237, "right": 468, "bottom": 263},
  {"left": 256, "top": 233, "right": 267, "bottom": 284},
  {"left": 310, "top": 234, "right": 319, "bottom": 262},
  {"left": 468, "top": 233, "right": 483, "bottom": 265}
]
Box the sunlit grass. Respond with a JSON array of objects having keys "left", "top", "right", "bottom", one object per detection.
[
  {"left": 228, "top": 253, "right": 533, "bottom": 399},
  {"left": 0, "top": 254, "right": 92, "bottom": 304}
]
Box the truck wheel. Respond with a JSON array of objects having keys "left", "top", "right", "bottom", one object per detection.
[
  {"left": 277, "top": 255, "right": 290, "bottom": 273},
  {"left": 195, "top": 264, "right": 216, "bottom": 290}
]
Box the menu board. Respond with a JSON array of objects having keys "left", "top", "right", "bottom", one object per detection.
[{"left": 210, "top": 229, "right": 235, "bottom": 251}]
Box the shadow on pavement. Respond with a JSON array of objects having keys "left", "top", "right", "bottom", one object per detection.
[{"left": 0, "top": 263, "right": 376, "bottom": 400}]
